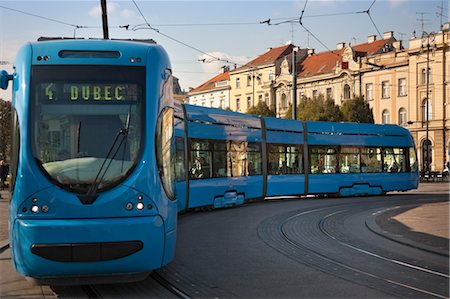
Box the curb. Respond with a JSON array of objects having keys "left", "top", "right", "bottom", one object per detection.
[
  {"left": 365, "top": 205, "right": 449, "bottom": 257},
  {"left": 0, "top": 239, "right": 9, "bottom": 253}
]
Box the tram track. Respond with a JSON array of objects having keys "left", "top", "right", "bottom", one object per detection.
[{"left": 258, "top": 197, "right": 449, "bottom": 298}]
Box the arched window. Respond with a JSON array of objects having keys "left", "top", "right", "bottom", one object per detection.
[
  {"left": 343, "top": 84, "right": 351, "bottom": 100},
  {"left": 382, "top": 109, "right": 390, "bottom": 124},
  {"left": 398, "top": 108, "right": 407, "bottom": 125},
  {"left": 422, "top": 98, "right": 432, "bottom": 121},
  {"left": 422, "top": 139, "right": 433, "bottom": 172}
]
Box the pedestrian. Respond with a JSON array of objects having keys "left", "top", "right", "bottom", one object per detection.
[{"left": 0, "top": 160, "right": 8, "bottom": 190}]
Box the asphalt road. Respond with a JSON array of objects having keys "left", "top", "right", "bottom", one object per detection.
[
  {"left": 156, "top": 192, "right": 449, "bottom": 298},
  {"left": 18, "top": 185, "right": 448, "bottom": 298}
]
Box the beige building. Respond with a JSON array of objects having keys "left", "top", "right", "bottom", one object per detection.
[
  {"left": 361, "top": 26, "right": 450, "bottom": 172},
  {"left": 186, "top": 70, "right": 230, "bottom": 109},
  {"left": 229, "top": 44, "right": 307, "bottom": 114},
  {"left": 294, "top": 32, "right": 399, "bottom": 107}
]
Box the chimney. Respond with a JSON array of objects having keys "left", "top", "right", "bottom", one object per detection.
[
  {"left": 308, "top": 48, "right": 315, "bottom": 56},
  {"left": 223, "top": 65, "right": 230, "bottom": 73},
  {"left": 368, "top": 35, "right": 377, "bottom": 43},
  {"left": 336, "top": 42, "right": 346, "bottom": 50},
  {"left": 393, "top": 40, "right": 402, "bottom": 50},
  {"left": 383, "top": 31, "right": 394, "bottom": 40},
  {"left": 443, "top": 22, "right": 450, "bottom": 32}
]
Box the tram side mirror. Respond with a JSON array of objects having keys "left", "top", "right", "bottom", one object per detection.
[{"left": 0, "top": 70, "right": 13, "bottom": 90}]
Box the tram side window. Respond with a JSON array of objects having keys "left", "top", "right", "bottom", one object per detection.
[
  {"left": 190, "top": 140, "right": 211, "bottom": 179},
  {"left": 246, "top": 143, "right": 262, "bottom": 176},
  {"left": 228, "top": 141, "right": 248, "bottom": 177},
  {"left": 212, "top": 141, "right": 227, "bottom": 178},
  {"left": 384, "top": 147, "right": 407, "bottom": 172},
  {"left": 268, "top": 144, "right": 302, "bottom": 175},
  {"left": 310, "top": 146, "right": 338, "bottom": 174},
  {"left": 361, "top": 147, "right": 382, "bottom": 173},
  {"left": 339, "top": 146, "right": 360, "bottom": 173},
  {"left": 175, "top": 137, "right": 185, "bottom": 181},
  {"left": 409, "top": 147, "right": 418, "bottom": 172}
]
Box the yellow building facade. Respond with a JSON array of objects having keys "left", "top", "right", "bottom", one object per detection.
[{"left": 362, "top": 28, "right": 449, "bottom": 172}]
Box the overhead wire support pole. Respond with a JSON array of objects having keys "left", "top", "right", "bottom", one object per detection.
[{"left": 101, "top": 0, "right": 109, "bottom": 39}]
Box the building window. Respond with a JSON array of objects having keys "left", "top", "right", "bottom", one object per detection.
[
  {"left": 210, "top": 100, "right": 214, "bottom": 107},
  {"left": 365, "top": 83, "right": 373, "bottom": 101},
  {"left": 422, "top": 98, "right": 432, "bottom": 121},
  {"left": 247, "top": 97, "right": 252, "bottom": 109},
  {"left": 220, "top": 99, "right": 224, "bottom": 108},
  {"left": 269, "top": 73, "right": 274, "bottom": 82},
  {"left": 382, "top": 109, "right": 390, "bottom": 124},
  {"left": 247, "top": 75, "right": 252, "bottom": 86},
  {"left": 236, "top": 98, "right": 240, "bottom": 111},
  {"left": 312, "top": 90, "right": 318, "bottom": 99},
  {"left": 398, "top": 78, "right": 407, "bottom": 96},
  {"left": 398, "top": 107, "right": 407, "bottom": 125},
  {"left": 421, "top": 68, "right": 432, "bottom": 85},
  {"left": 258, "top": 94, "right": 263, "bottom": 103},
  {"left": 326, "top": 88, "right": 332, "bottom": 100},
  {"left": 236, "top": 78, "right": 241, "bottom": 89},
  {"left": 343, "top": 84, "right": 351, "bottom": 100},
  {"left": 265, "top": 93, "right": 269, "bottom": 104},
  {"left": 382, "top": 81, "right": 390, "bottom": 99},
  {"left": 281, "top": 93, "right": 287, "bottom": 110}
]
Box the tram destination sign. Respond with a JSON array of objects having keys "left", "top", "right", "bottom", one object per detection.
[{"left": 40, "top": 83, "right": 139, "bottom": 102}]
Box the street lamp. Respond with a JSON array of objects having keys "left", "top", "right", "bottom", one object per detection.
[{"left": 422, "top": 32, "right": 435, "bottom": 174}]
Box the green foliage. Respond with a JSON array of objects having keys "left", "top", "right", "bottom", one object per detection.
[
  {"left": 0, "top": 99, "right": 12, "bottom": 159},
  {"left": 284, "top": 94, "right": 343, "bottom": 122},
  {"left": 341, "top": 96, "right": 374, "bottom": 123},
  {"left": 283, "top": 94, "right": 373, "bottom": 124},
  {"left": 246, "top": 101, "right": 276, "bottom": 117}
]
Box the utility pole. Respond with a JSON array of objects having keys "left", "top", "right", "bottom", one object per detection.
[
  {"left": 292, "top": 47, "right": 298, "bottom": 120},
  {"left": 422, "top": 32, "right": 435, "bottom": 174},
  {"left": 101, "top": 0, "right": 109, "bottom": 39}
]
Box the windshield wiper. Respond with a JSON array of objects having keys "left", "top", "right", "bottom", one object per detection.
[{"left": 78, "top": 127, "right": 129, "bottom": 205}]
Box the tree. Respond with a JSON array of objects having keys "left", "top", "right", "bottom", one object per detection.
[
  {"left": 341, "top": 96, "right": 374, "bottom": 123},
  {"left": 246, "top": 101, "right": 276, "bottom": 117},
  {"left": 284, "top": 94, "right": 343, "bottom": 122},
  {"left": 0, "top": 99, "right": 12, "bottom": 160}
]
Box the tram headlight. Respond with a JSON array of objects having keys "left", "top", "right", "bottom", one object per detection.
[
  {"left": 136, "top": 202, "right": 145, "bottom": 210},
  {"left": 31, "top": 205, "right": 39, "bottom": 213}
]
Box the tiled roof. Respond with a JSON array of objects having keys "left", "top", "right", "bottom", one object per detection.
[
  {"left": 190, "top": 71, "right": 230, "bottom": 93},
  {"left": 297, "top": 38, "right": 395, "bottom": 78},
  {"left": 238, "top": 44, "right": 295, "bottom": 70}
]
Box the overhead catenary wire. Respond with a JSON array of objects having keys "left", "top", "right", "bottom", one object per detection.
[
  {"left": 130, "top": 0, "right": 242, "bottom": 67},
  {"left": 0, "top": 4, "right": 129, "bottom": 38}
]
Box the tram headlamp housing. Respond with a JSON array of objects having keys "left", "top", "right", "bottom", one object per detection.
[
  {"left": 31, "top": 205, "right": 39, "bottom": 213},
  {"left": 136, "top": 202, "right": 144, "bottom": 210}
]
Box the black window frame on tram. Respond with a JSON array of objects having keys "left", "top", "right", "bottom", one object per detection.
[
  {"left": 267, "top": 143, "right": 303, "bottom": 175},
  {"left": 30, "top": 65, "right": 146, "bottom": 194},
  {"left": 156, "top": 107, "right": 175, "bottom": 200},
  {"left": 9, "top": 109, "right": 20, "bottom": 194},
  {"left": 189, "top": 138, "right": 262, "bottom": 180},
  {"left": 309, "top": 145, "right": 416, "bottom": 174}
]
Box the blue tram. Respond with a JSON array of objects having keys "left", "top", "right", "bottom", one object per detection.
[
  {"left": 0, "top": 39, "right": 177, "bottom": 283},
  {"left": 175, "top": 105, "right": 419, "bottom": 211}
]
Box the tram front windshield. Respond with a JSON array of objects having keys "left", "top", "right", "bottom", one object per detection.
[{"left": 31, "top": 65, "right": 145, "bottom": 193}]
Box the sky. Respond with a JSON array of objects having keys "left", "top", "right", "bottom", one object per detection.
[{"left": 0, "top": 0, "right": 446, "bottom": 101}]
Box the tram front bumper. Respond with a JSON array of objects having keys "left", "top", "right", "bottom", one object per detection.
[{"left": 12, "top": 216, "right": 167, "bottom": 278}]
